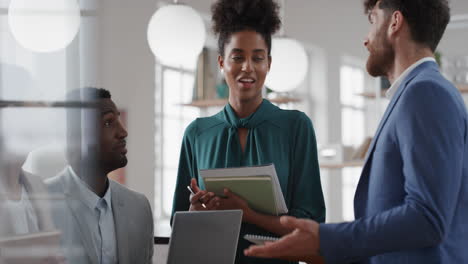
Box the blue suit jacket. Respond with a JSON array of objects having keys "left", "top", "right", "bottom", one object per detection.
[{"left": 320, "top": 61, "right": 468, "bottom": 264}]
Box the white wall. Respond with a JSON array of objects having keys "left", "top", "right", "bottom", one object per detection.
[{"left": 98, "top": 0, "right": 157, "bottom": 209}]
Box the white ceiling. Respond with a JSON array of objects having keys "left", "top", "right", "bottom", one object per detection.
[{"left": 187, "top": 0, "right": 468, "bottom": 59}]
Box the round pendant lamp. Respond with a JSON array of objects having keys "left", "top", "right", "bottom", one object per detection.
[
  {"left": 265, "top": 37, "right": 309, "bottom": 92},
  {"left": 8, "top": 0, "right": 81, "bottom": 53},
  {"left": 147, "top": 3, "right": 206, "bottom": 70},
  {"left": 265, "top": 0, "right": 308, "bottom": 92}
]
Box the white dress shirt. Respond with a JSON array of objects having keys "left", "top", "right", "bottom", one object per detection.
[
  {"left": 68, "top": 166, "right": 117, "bottom": 264},
  {"left": 385, "top": 57, "right": 437, "bottom": 100}
]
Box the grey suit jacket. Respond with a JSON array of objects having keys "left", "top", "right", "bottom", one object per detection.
[
  {"left": 46, "top": 168, "right": 154, "bottom": 264},
  {"left": 0, "top": 171, "right": 55, "bottom": 237}
]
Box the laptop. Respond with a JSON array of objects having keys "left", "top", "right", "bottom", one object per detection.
[{"left": 167, "top": 210, "right": 242, "bottom": 264}]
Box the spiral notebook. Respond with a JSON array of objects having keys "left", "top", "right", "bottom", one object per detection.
[{"left": 244, "top": 234, "right": 280, "bottom": 245}]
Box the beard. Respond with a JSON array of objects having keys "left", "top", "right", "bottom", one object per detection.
[
  {"left": 107, "top": 154, "right": 128, "bottom": 171},
  {"left": 366, "top": 27, "right": 395, "bottom": 77}
]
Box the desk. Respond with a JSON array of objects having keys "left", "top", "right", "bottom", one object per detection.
[{"left": 154, "top": 237, "right": 169, "bottom": 264}]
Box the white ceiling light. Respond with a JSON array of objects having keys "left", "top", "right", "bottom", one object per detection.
[
  {"left": 147, "top": 3, "right": 206, "bottom": 70},
  {"left": 8, "top": 0, "right": 81, "bottom": 53},
  {"left": 265, "top": 0, "right": 308, "bottom": 92},
  {"left": 266, "top": 37, "right": 309, "bottom": 92}
]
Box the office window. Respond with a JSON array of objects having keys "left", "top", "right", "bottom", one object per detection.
[
  {"left": 340, "top": 65, "right": 365, "bottom": 221},
  {"left": 154, "top": 65, "right": 198, "bottom": 236}
]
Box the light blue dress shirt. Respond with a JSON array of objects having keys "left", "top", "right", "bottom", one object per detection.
[{"left": 69, "top": 167, "right": 117, "bottom": 264}]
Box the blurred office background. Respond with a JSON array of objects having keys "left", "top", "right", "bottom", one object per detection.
[{"left": 1, "top": 0, "right": 467, "bottom": 238}]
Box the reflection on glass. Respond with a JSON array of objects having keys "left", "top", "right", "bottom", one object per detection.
[{"left": 0, "top": 106, "right": 65, "bottom": 263}]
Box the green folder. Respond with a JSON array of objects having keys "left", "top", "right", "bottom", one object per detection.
[{"left": 203, "top": 176, "right": 278, "bottom": 215}]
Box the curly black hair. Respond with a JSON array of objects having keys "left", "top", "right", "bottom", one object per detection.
[{"left": 211, "top": 0, "right": 282, "bottom": 56}]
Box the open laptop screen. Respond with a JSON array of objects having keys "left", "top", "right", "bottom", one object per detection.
[{"left": 167, "top": 210, "right": 242, "bottom": 264}]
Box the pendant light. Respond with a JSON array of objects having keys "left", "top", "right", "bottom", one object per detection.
[
  {"left": 265, "top": 0, "right": 309, "bottom": 92},
  {"left": 147, "top": 0, "right": 206, "bottom": 70},
  {"left": 8, "top": 0, "right": 81, "bottom": 53}
]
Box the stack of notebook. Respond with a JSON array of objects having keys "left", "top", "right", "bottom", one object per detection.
[{"left": 199, "top": 164, "right": 288, "bottom": 216}]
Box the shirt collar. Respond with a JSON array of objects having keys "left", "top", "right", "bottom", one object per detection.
[
  {"left": 222, "top": 99, "right": 278, "bottom": 129},
  {"left": 385, "top": 57, "right": 436, "bottom": 100},
  {"left": 68, "top": 166, "right": 112, "bottom": 211}
]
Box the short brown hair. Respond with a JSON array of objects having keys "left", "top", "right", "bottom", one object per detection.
[{"left": 363, "top": 0, "right": 450, "bottom": 52}]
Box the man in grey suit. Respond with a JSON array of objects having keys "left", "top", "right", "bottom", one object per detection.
[{"left": 46, "top": 88, "right": 154, "bottom": 264}]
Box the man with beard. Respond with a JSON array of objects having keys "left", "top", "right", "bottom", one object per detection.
[
  {"left": 245, "top": 0, "right": 468, "bottom": 263},
  {"left": 46, "top": 88, "right": 154, "bottom": 264}
]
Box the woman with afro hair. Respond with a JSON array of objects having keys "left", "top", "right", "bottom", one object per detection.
[{"left": 171, "top": 0, "right": 325, "bottom": 263}]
